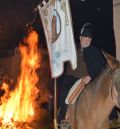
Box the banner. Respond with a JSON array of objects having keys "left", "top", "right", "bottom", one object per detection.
[{"left": 38, "top": 0, "right": 77, "bottom": 78}]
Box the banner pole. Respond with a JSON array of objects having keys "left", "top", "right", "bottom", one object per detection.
[
  {"left": 54, "top": 1, "right": 58, "bottom": 128},
  {"left": 54, "top": 78, "right": 58, "bottom": 129}
]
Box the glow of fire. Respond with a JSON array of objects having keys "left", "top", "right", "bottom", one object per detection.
[{"left": 0, "top": 30, "right": 40, "bottom": 125}]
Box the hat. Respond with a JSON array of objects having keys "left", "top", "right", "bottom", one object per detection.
[{"left": 80, "top": 23, "right": 93, "bottom": 38}]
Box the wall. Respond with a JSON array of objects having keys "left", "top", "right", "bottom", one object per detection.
[
  {"left": 0, "top": 48, "right": 20, "bottom": 85},
  {"left": 113, "top": 0, "right": 120, "bottom": 60}
]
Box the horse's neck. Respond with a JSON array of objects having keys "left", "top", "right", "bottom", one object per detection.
[
  {"left": 92, "top": 68, "right": 112, "bottom": 93},
  {"left": 90, "top": 68, "right": 114, "bottom": 117}
]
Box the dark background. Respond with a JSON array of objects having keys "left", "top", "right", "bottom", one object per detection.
[{"left": 0, "top": 0, "right": 116, "bottom": 57}]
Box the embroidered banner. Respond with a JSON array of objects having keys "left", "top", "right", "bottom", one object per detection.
[{"left": 38, "top": 0, "right": 77, "bottom": 78}]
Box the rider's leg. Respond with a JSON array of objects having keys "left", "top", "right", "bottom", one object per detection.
[{"left": 58, "top": 75, "right": 79, "bottom": 122}]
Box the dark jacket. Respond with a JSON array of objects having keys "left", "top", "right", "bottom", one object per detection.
[{"left": 83, "top": 46, "right": 106, "bottom": 79}]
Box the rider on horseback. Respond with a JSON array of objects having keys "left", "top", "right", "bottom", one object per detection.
[
  {"left": 65, "top": 23, "right": 106, "bottom": 104},
  {"left": 80, "top": 23, "right": 106, "bottom": 83},
  {"left": 58, "top": 23, "right": 106, "bottom": 123}
]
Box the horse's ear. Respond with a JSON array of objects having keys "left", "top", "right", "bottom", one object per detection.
[{"left": 102, "top": 51, "right": 120, "bottom": 70}]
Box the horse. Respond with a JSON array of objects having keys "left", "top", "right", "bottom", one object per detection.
[{"left": 67, "top": 53, "right": 120, "bottom": 129}]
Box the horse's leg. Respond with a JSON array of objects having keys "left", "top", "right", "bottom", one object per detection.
[{"left": 68, "top": 104, "right": 77, "bottom": 129}]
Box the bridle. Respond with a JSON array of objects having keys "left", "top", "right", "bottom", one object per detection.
[{"left": 110, "top": 68, "right": 120, "bottom": 106}]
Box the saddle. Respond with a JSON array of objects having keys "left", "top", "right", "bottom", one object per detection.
[
  {"left": 65, "top": 78, "right": 85, "bottom": 104},
  {"left": 60, "top": 78, "right": 86, "bottom": 129}
]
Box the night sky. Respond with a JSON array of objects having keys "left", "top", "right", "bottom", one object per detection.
[
  {"left": 69, "top": 0, "right": 115, "bottom": 56},
  {"left": 0, "top": 0, "right": 116, "bottom": 57}
]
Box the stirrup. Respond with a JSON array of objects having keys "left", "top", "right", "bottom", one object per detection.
[{"left": 60, "top": 119, "right": 72, "bottom": 129}]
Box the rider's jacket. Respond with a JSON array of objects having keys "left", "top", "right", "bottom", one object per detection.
[{"left": 83, "top": 45, "right": 106, "bottom": 79}]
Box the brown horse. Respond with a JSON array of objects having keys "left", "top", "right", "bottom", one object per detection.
[{"left": 67, "top": 53, "right": 120, "bottom": 129}]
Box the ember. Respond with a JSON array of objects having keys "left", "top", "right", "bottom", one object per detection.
[{"left": 0, "top": 120, "right": 34, "bottom": 129}]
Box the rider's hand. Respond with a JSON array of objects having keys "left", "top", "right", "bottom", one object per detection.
[{"left": 82, "top": 75, "right": 92, "bottom": 85}]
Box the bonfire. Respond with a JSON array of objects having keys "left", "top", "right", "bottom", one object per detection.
[{"left": 0, "top": 30, "right": 49, "bottom": 129}]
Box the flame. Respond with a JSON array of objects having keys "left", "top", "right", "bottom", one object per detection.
[{"left": 0, "top": 30, "right": 41, "bottom": 127}]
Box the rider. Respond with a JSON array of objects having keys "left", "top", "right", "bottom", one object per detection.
[
  {"left": 79, "top": 23, "right": 106, "bottom": 84},
  {"left": 65, "top": 23, "right": 106, "bottom": 104},
  {"left": 58, "top": 23, "right": 106, "bottom": 122},
  {"left": 67, "top": 23, "right": 119, "bottom": 121}
]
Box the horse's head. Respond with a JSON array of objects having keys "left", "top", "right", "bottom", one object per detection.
[{"left": 103, "top": 52, "right": 120, "bottom": 108}]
